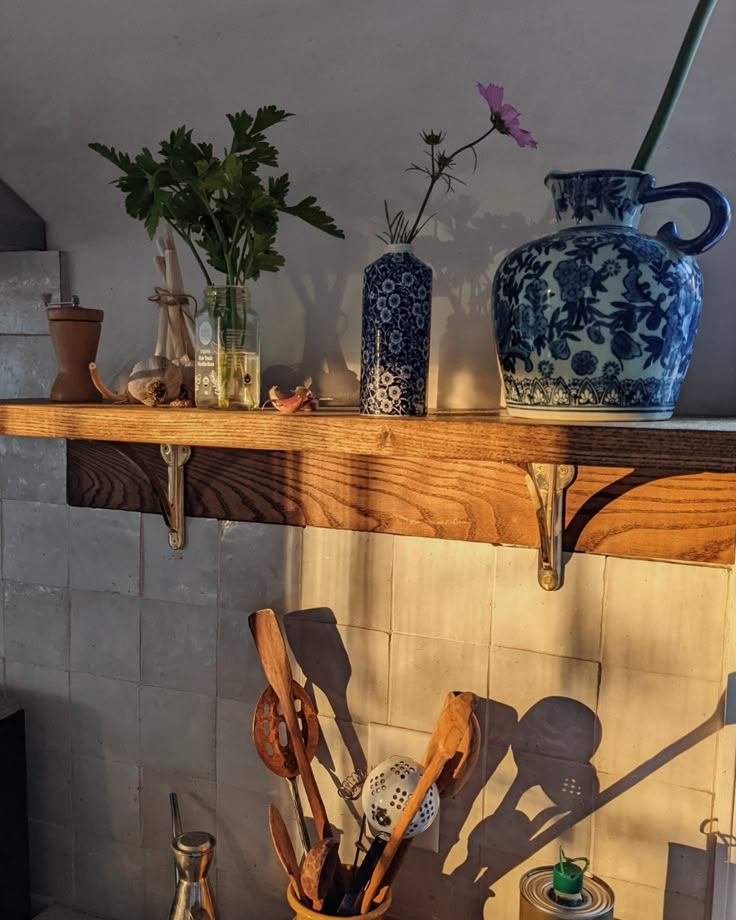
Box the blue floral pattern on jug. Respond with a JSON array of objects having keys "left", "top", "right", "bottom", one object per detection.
[
  {"left": 492, "top": 169, "right": 730, "bottom": 421},
  {"left": 360, "top": 245, "right": 432, "bottom": 416}
]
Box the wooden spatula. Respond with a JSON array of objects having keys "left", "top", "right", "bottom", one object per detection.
[
  {"left": 358, "top": 691, "right": 478, "bottom": 913},
  {"left": 249, "top": 608, "right": 333, "bottom": 841},
  {"left": 268, "top": 802, "right": 307, "bottom": 903}
]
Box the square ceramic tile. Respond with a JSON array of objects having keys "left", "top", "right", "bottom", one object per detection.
[
  {"left": 73, "top": 754, "right": 141, "bottom": 845},
  {"left": 142, "top": 846, "right": 175, "bottom": 920},
  {"left": 218, "top": 520, "right": 302, "bottom": 612},
  {"left": 215, "top": 782, "right": 290, "bottom": 885},
  {"left": 141, "top": 599, "right": 216, "bottom": 694},
  {"left": 69, "top": 507, "right": 140, "bottom": 595},
  {"left": 26, "top": 746, "right": 72, "bottom": 825},
  {"left": 492, "top": 546, "right": 605, "bottom": 661},
  {"left": 216, "top": 696, "right": 288, "bottom": 795},
  {"left": 603, "top": 557, "right": 729, "bottom": 681},
  {"left": 605, "top": 877, "right": 705, "bottom": 920},
  {"left": 70, "top": 590, "right": 140, "bottom": 681},
  {"left": 217, "top": 606, "right": 269, "bottom": 703},
  {"left": 5, "top": 660, "right": 70, "bottom": 752},
  {"left": 389, "top": 633, "right": 489, "bottom": 733},
  {"left": 28, "top": 819, "right": 73, "bottom": 903},
  {"left": 70, "top": 672, "right": 139, "bottom": 764},
  {"left": 482, "top": 743, "right": 595, "bottom": 860},
  {"left": 140, "top": 767, "right": 216, "bottom": 849},
  {"left": 0, "top": 436, "right": 66, "bottom": 503},
  {"left": 0, "top": 251, "right": 61, "bottom": 334},
  {"left": 216, "top": 865, "right": 286, "bottom": 920},
  {"left": 3, "top": 581, "right": 69, "bottom": 668},
  {"left": 142, "top": 514, "right": 219, "bottom": 606},
  {"left": 140, "top": 685, "right": 215, "bottom": 779},
  {"left": 489, "top": 647, "right": 600, "bottom": 763},
  {"left": 2, "top": 500, "right": 69, "bottom": 586},
  {"left": 0, "top": 334, "right": 56, "bottom": 399},
  {"left": 285, "top": 618, "right": 389, "bottom": 724},
  {"left": 594, "top": 666, "right": 720, "bottom": 791},
  {"left": 393, "top": 535, "right": 495, "bottom": 643},
  {"left": 594, "top": 771, "right": 712, "bottom": 893},
  {"left": 388, "top": 836, "right": 485, "bottom": 920},
  {"left": 300, "top": 527, "right": 393, "bottom": 630},
  {"left": 74, "top": 834, "right": 144, "bottom": 920}
]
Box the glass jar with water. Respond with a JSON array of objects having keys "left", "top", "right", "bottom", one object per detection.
[{"left": 194, "top": 285, "right": 261, "bottom": 409}]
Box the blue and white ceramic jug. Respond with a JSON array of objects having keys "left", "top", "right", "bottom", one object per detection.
[{"left": 492, "top": 169, "right": 730, "bottom": 421}]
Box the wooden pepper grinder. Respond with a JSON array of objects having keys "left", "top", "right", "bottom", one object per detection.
[{"left": 43, "top": 293, "right": 104, "bottom": 402}]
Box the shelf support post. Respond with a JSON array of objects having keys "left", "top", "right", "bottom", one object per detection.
[
  {"left": 525, "top": 462, "right": 576, "bottom": 591},
  {"left": 160, "top": 444, "right": 192, "bottom": 550}
]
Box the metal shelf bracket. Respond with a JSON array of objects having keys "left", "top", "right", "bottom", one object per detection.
[
  {"left": 160, "top": 444, "right": 192, "bottom": 550},
  {"left": 525, "top": 462, "right": 576, "bottom": 591}
]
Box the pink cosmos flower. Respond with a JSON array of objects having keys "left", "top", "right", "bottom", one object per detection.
[{"left": 477, "top": 82, "right": 537, "bottom": 149}]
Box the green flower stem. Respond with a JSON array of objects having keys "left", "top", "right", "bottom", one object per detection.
[
  {"left": 632, "top": 0, "right": 719, "bottom": 172},
  {"left": 406, "top": 125, "right": 496, "bottom": 242}
]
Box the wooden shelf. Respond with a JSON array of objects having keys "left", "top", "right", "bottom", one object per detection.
[
  {"left": 2, "top": 400, "right": 736, "bottom": 471},
  {"left": 5, "top": 400, "right": 736, "bottom": 581}
]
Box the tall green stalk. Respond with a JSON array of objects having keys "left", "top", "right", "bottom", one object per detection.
[{"left": 632, "top": 0, "right": 719, "bottom": 171}]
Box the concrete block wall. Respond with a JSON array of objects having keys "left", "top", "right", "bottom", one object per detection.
[{"left": 1, "top": 254, "right": 734, "bottom": 919}]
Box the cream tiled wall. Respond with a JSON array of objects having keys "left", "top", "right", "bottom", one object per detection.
[{"left": 1, "top": 255, "right": 735, "bottom": 920}]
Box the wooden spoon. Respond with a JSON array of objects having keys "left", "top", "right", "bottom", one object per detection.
[
  {"left": 359, "top": 691, "right": 478, "bottom": 913},
  {"left": 435, "top": 709, "right": 481, "bottom": 797},
  {"left": 301, "top": 836, "right": 340, "bottom": 912},
  {"left": 253, "top": 681, "right": 319, "bottom": 855},
  {"left": 371, "top": 698, "right": 482, "bottom": 908},
  {"left": 249, "top": 609, "right": 333, "bottom": 841},
  {"left": 269, "top": 802, "right": 307, "bottom": 903}
]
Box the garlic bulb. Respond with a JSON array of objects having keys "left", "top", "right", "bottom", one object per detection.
[{"left": 127, "top": 356, "right": 183, "bottom": 406}]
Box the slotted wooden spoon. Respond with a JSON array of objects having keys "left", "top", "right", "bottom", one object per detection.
[
  {"left": 249, "top": 608, "right": 333, "bottom": 842},
  {"left": 253, "top": 681, "right": 319, "bottom": 856}
]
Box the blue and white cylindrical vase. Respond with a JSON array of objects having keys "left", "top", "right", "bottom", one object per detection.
[
  {"left": 492, "top": 169, "right": 730, "bottom": 421},
  {"left": 360, "top": 244, "right": 433, "bottom": 416}
]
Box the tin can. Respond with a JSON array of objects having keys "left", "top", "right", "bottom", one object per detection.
[{"left": 519, "top": 867, "right": 615, "bottom": 919}]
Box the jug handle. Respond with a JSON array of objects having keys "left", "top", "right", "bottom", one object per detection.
[{"left": 638, "top": 178, "right": 730, "bottom": 256}]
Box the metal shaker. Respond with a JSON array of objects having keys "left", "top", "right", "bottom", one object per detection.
[{"left": 168, "top": 831, "right": 219, "bottom": 920}]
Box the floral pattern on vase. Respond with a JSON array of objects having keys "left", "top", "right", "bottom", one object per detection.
[
  {"left": 492, "top": 169, "right": 730, "bottom": 421},
  {"left": 360, "top": 244, "right": 432, "bottom": 416}
]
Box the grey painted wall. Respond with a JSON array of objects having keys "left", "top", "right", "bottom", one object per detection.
[{"left": 0, "top": 0, "right": 734, "bottom": 411}]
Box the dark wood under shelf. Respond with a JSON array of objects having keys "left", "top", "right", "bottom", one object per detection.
[{"left": 3, "top": 401, "right": 736, "bottom": 567}]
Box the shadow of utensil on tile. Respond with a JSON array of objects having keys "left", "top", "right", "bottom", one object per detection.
[
  {"left": 283, "top": 608, "right": 367, "bottom": 814},
  {"left": 441, "top": 681, "right": 730, "bottom": 917}
]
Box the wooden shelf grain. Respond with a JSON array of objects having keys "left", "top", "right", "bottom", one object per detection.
[
  {"left": 2, "top": 400, "right": 736, "bottom": 471},
  {"left": 5, "top": 400, "right": 736, "bottom": 567}
]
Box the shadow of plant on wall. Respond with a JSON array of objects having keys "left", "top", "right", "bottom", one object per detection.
[{"left": 417, "top": 195, "right": 548, "bottom": 409}]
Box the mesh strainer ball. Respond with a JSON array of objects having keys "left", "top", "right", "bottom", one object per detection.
[{"left": 361, "top": 755, "right": 440, "bottom": 838}]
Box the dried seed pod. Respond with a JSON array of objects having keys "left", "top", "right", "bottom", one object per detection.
[{"left": 127, "top": 356, "right": 183, "bottom": 406}]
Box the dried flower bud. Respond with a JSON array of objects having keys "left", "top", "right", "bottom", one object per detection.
[{"left": 421, "top": 130, "right": 446, "bottom": 146}]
